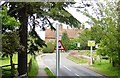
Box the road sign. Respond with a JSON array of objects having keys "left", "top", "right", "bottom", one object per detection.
[
  {"left": 77, "top": 43, "right": 80, "bottom": 48},
  {"left": 88, "top": 40, "right": 95, "bottom": 65},
  {"left": 54, "top": 40, "right": 65, "bottom": 50},
  {"left": 88, "top": 40, "right": 95, "bottom": 46},
  {"left": 95, "top": 44, "right": 98, "bottom": 48}
]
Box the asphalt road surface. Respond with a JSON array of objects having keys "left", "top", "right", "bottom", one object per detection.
[{"left": 42, "top": 53, "right": 107, "bottom": 78}]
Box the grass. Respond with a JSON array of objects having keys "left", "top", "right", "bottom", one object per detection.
[
  {"left": 0, "top": 54, "right": 30, "bottom": 66},
  {"left": 90, "top": 59, "right": 120, "bottom": 78},
  {"left": 44, "top": 67, "right": 56, "bottom": 78},
  {"left": 67, "top": 55, "right": 88, "bottom": 64},
  {"left": 0, "top": 54, "right": 31, "bottom": 77},
  {"left": 28, "top": 58, "right": 39, "bottom": 78}
]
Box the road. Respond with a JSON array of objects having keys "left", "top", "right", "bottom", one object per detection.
[{"left": 42, "top": 53, "right": 105, "bottom": 78}]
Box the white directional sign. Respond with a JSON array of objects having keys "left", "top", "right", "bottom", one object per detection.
[{"left": 77, "top": 43, "right": 80, "bottom": 48}]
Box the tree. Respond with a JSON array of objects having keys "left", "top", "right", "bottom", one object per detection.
[
  {"left": 1, "top": 6, "right": 23, "bottom": 77},
  {"left": 116, "top": 1, "right": 120, "bottom": 66},
  {"left": 0, "top": 6, "right": 20, "bottom": 33},
  {"left": 2, "top": 31, "right": 24, "bottom": 77},
  {"left": 61, "top": 31, "right": 70, "bottom": 51},
  {"left": 78, "top": 28, "right": 92, "bottom": 50},
  {"left": 78, "top": 1, "right": 119, "bottom": 66},
  {"left": 2, "top": 2, "right": 82, "bottom": 76}
]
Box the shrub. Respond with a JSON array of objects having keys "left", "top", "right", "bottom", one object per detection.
[{"left": 43, "top": 42, "right": 54, "bottom": 53}]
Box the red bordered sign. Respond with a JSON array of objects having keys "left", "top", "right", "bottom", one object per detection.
[{"left": 54, "top": 40, "right": 65, "bottom": 50}]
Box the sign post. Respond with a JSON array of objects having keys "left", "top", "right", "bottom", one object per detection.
[
  {"left": 77, "top": 43, "right": 80, "bottom": 52},
  {"left": 88, "top": 40, "right": 95, "bottom": 65},
  {"left": 56, "top": 23, "right": 59, "bottom": 78}
]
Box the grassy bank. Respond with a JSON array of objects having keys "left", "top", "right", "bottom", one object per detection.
[
  {"left": 44, "top": 67, "right": 56, "bottom": 78},
  {"left": 28, "top": 57, "right": 39, "bottom": 78},
  {"left": 90, "top": 60, "right": 120, "bottom": 78},
  {"left": 67, "top": 55, "right": 119, "bottom": 78},
  {"left": 67, "top": 55, "right": 88, "bottom": 64}
]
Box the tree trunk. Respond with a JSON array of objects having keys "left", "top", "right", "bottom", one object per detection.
[
  {"left": 18, "top": 4, "right": 28, "bottom": 77},
  {"left": 10, "top": 55, "right": 14, "bottom": 77},
  {"left": 112, "top": 58, "right": 116, "bottom": 67},
  {"left": 109, "top": 57, "right": 112, "bottom": 63}
]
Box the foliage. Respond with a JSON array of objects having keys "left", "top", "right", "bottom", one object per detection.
[
  {"left": 78, "top": 28, "right": 93, "bottom": 50},
  {"left": 78, "top": 1, "right": 120, "bottom": 66},
  {"left": 91, "top": 60, "right": 120, "bottom": 77},
  {"left": 28, "top": 58, "right": 38, "bottom": 78},
  {"left": 69, "top": 40, "right": 77, "bottom": 50},
  {"left": 69, "top": 28, "right": 93, "bottom": 50},
  {"left": 1, "top": 6, "right": 22, "bottom": 76},
  {"left": 0, "top": 6, "right": 20, "bottom": 33},
  {"left": 27, "top": 31, "right": 46, "bottom": 55},
  {"left": 2, "top": 31, "right": 24, "bottom": 57},
  {"left": 68, "top": 38, "right": 79, "bottom": 50},
  {"left": 43, "top": 42, "right": 54, "bottom": 53},
  {"left": 2, "top": 2, "right": 88, "bottom": 75},
  {"left": 44, "top": 67, "right": 56, "bottom": 78},
  {"left": 2, "top": 31, "right": 24, "bottom": 76},
  {"left": 61, "top": 32, "right": 70, "bottom": 51}
]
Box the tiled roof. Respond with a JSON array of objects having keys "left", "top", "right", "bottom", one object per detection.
[
  {"left": 45, "top": 28, "right": 83, "bottom": 39},
  {"left": 45, "top": 29, "right": 56, "bottom": 39}
]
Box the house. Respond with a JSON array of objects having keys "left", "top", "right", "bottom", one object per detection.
[{"left": 45, "top": 24, "right": 83, "bottom": 43}]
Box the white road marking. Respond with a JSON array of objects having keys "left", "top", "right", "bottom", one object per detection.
[
  {"left": 63, "top": 66, "right": 71, "bottom": 71},
  {"left": 75, "top": 73, "right": 80, "bottom": 76}
]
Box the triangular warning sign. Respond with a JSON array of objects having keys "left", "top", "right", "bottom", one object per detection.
[{"left": 54, "top": 40, "right": 65, "bottom": 50}]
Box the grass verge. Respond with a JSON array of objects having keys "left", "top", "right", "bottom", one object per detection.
[
  {"left": 90, "top": 60, "right": 120, "bottom": 78},
  {"left": 44, "top": 67, "right": 56, "bottom": 78},
  {"left": 28, "top": 58, "right": 39, "bottom": 78},
  {"left": 66, "top": 55, "right": 87, "bottom": 64}
]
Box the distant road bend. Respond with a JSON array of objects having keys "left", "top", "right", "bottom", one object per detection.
[{"left": 42, "top": 53, "right": 107, "bottom": 78}]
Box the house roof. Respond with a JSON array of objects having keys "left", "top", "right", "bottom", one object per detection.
[
  {"left": 45, "top": 28, "right": 83, "bottom": 39},
  {"left": 45, "top": 29, "right": 56, "bottom": 39}
]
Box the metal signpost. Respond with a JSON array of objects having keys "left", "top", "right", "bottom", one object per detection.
[
  {"left": 88, "top": 40, "right": 95, "bottom": 65},
  {"left": 56, "top": 23, "right": 59, "bottom": 78}
]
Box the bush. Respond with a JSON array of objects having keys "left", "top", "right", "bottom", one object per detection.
[{"left": 43, "top": 42, "right": 54, "bottom": 53}]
